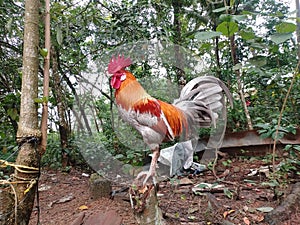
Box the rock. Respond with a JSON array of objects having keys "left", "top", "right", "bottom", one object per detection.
[
  {"left": 70, "top": 212, "right": 85, "bottom": 225},
  {"left": 233, "top": 166, "right": 240, "bottom": 173},
  {"left": 264, "top": 182, "right": 300, "bottom": 225},
  {"left": 89, "top": 173, "right": 111, "bottom": 199},
  {"left": 84, "top": 210, "right": 122, "bottom": 225}
]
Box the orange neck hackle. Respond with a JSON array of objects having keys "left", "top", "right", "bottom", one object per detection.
[{"left": 115, "top": 70, "right": 150, "bottom": 110}]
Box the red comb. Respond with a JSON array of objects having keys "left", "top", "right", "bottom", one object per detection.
[{"left": 107, "top": 55, "right": 132, "bottom": 74}]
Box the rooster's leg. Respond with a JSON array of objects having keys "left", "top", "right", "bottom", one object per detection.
[{"left": 136, "top": 147, "right": 160, "bottom": 186}]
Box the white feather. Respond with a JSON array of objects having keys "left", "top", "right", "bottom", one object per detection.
[{"left": 174, "top": 76, "right": 233, "bottom": 131}]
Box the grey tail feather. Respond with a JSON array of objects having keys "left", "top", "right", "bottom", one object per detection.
[{"left": 173, "top": 75, "right": 233, "bottom": 135}]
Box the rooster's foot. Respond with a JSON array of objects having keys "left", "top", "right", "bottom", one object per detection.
[
  {"left": 135, "top": 170, "right": 157, "bottom": 187},
  {"left": 135, "top": 148, "right": 159, "bottom": 187}
]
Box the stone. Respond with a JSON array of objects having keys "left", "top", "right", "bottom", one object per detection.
[{"left": 89, "top": 173, "right": 111, "bottom": 199}]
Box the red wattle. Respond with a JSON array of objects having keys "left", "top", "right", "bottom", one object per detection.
[{"left": 111, "top": 76, "right": 121, "bottom": 89}]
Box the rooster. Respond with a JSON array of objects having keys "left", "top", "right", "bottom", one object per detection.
[{"left": 107, "top": 55, "right": 233, "bottom": 186}]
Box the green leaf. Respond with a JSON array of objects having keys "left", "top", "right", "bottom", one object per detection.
[
  {"left": 272, "top": 131, "right": 284, "bottom": 140},
  {"left": 34, "top": 98, "right": 43, "bottom": 104},
  {"left": 249, "top": 41, "right": 267, "bottom": 49},
  {"left": 257, "top": 129, "right": 267, "bottom": 134},
  {"left": 200, "top": 42, "right": 213, "bottom": 51},
  {"left": 293, "top": 145, "right": 300, "bottom": 151},
  {"left": 7, "top": 108, "right": 18, "bottom": 120},
  {"left": 5, "top": 17, "right": 13, "bottom": 33},
  {"left": 275, "top": 22, "right": 297, "bottom": 33},
  {"left": 239, "top": 30, "right": 256, "bottom": 40},
  {"left": 260, "top": 133, "right": 271, "bottom": 139},
  {"left": 255, "top": 123, "right": 270, "bottom": 129},
  {"left": 195, "top": 31, "right": 222, "bottom": 41},
  {"left": 270, "top": 33, "right": 293, "bottom": 44},
  {"left": 243, "top": 179, "right": 256, "bottom": 184},
  {"left": 256, "top": 207, "right": 274, "bottom": 213},
  {"left": 56, "top": 26, "right": 63, "bottom": 45},
  {"left": 219, "top": 14, "right": 232, "bottom": 22},
  {"left": 195, "top": 183, "right": 210, "bottom": 189},
  {"left": 188, "top": 215, "right": 196, "bottom": 220},
  {"left": 223, "top": 188, "right": 233, "bottom": 199},
  {"left": 284, "top": 145, "right": 292, "bottom": 151},
  {"left": 34, "top": 97, "right": 48, "bottom": 104},
  {"left": 231, "top": 15, "right": 248, "bottom": 22},
  {"left": 42, "top": 96, "right": 49, "bottom": 103},
  {"left": 40, "top": 48, "right": 48, "bottom": 57},
  {"left": 212, "top": 6, "right": 230, "bottom": 13},
  {"left": 261, "top": 180, "right": 279, "bottom": 187},
  {"left": 114, "top": 154, "right": 124, "bottom": 159},
  {"left": 233, "top": 63, "right": 242, "bottom": 70},
  {"left": 247, "top": 56, "right": 267, "bottom": 67},
  {"left": 216, "top": 21, "right": 239, "bottom": 37}
]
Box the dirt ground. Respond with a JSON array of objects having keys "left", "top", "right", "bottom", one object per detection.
[{"left": 29, "top": 156, "right": 300, "bottom": 225}]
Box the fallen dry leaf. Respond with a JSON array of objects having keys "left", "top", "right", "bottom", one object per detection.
[
  {"left": 179, "top": 177, "right": 193, "bottom": 185},
  {"left": 48, "top": 194, "right": 74, "bottom": 207},
  {"left": 243, "top": 216, "right": 250, "bottom": 225},
  {"left": 223, "top": 209, "right": 235, "bottom": 218},
  {"left": 257, "top": 215, "right": 264, "bottom": 222},
  {"left": 78, "top": 205, "right": 88, "bottom": 210}
]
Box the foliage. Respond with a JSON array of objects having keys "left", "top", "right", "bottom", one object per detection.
[
  {"left": 41, "top": 133, "right": 90, "bottom": 169},
  {"left": 280, "top": 145, "right": 300, "bottom": 175},
  {"left": 41, "top": 133, "right": 62, "bottom": 168},
  {"left": 260, "top": 144, "right": 300, "bottom": 196},
  {"left": 0, "top": 0, "right": 299, "bottom": 171},
  {"left": 255, "top": 118, "right": 297, "bottom": 140}
]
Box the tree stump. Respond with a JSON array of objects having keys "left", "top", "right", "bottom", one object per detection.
[
  {"left": 89, "top": 173, "right": 111, "bottom": 199},
  {"left": 129, "top": 178, "right": 165, "bottom": 225}
]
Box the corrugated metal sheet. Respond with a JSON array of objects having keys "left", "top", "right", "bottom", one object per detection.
[
  {"left": 221, "top": 129, "right": 300, "bottom": 148},
  {"left": 196, "top": 129, "right": 300, "bottom": 156}
]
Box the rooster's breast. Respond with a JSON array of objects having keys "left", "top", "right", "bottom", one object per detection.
[{"left": 116, "top": 105, "right": 167, "bottom": 148}]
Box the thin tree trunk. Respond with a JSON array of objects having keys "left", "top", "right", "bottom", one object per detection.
[
  {"left": 52, "top": 46, "right": 70, "bottom": 167},
  {"left": 60, "top": 68, "right": 92, "bottom": 135},
  {"left": 229, "top": 35, "right": 253, "bottom": 130},
  {"left": 296, "top": 0, "right": 300, "bottom": 60},
  {"left": 215, "top": 36, "right": 222, "bottom": 78},
  {"left": 40, "top": 0, "right": 50, "bottom": 154},
  {"left": 222, "top": 0, "right": 253, "bottom": 130},
  {"left": 172, "top": 0, "right": 186, "bottom": 86}
]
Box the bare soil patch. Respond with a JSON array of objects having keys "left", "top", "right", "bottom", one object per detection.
[{"left": 29, "top": 157, "right": 300, "bottom": 225}]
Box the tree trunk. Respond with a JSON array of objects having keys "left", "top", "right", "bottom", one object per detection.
[
  {"left": 1, "top": 0, "right": 42, "bottom": 224},
  {"left": 221, "top": 1, "right": 253, "bottom": 130},
  {"left": 296, "top": 0, "right": 300, "bottom": 60},
  {"left": 40, "top": 0, "right": 50, "bottom": 154},
  {"left": 214, "top": 35, "right": 222, "bottom": 78},
  {"left": 60, "top": 68, "right": 92, "bottom": 135},
  {"left": 229, "top": 35, "right": 253, "bottom": 130},
  {"left": 172, "top": 0, "right": 186, "bottom": 86},
  {"left": 52, "top": 46, "right": 70, "bottom": 167}
]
